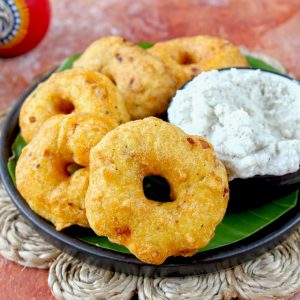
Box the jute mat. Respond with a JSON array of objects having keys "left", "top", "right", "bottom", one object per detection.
[{"left": 1, "top": 52, "right": 300, "bottom": 300}]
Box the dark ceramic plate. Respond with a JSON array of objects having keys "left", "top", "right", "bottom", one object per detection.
[{"left": 0, "top": 73, "right": 300, "bottom": 277}]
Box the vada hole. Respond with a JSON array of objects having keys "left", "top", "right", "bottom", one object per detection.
[
  {"left": 57, "top": 100, "right": 75, "bottom": 114},
  {"left": 66, "top": 163, "right": 83, "bottom": 176},
  {"left": 179, "top": 52, "right": 196, "bottom": 65},
  {"left": 143, "top": 175, "right": 173, "bottom": 202}
]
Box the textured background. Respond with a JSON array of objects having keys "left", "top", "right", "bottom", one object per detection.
[{"left": 0, "top": 0, "right": 300, "bottom": 299}]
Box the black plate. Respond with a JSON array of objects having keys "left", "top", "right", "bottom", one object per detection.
[{"left": 0, "top": 74, "right": 300, "bottom": 277}]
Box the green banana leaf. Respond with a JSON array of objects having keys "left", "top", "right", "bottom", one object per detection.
[
  {"left": 137, "top": 42, "right": 154, "bottom": 49},
  {"left": 73, "top": 190, "right": 298, "bottom": 254},
  {"left": 7, "top": 135, "right": 26, "bottom": 185},
  {"left": 245, "top": 55, "right": 284, "bottom": 74},
  {"left": 7, "top": 43, "right": 298, "bottom": 256},
  {"left": 73, "top": 230, "right": 131, "bottom": 254},
  {"left": 56, "top": 53, "right": 81, "bottom": 72},
  {"left": 199, "top": 191, "right": 298, "bottom": 252}
]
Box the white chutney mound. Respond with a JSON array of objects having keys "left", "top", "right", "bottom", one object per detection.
[{"left": 168, "top": 68, "right": 300, "bottom": 180}]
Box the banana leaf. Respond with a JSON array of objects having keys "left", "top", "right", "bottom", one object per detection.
[
  {"left": 73, "top": 190, "right": 298, "bottom": 254},
  {"left": 7, "top": 135, "right": 26, "bottom": 185}
]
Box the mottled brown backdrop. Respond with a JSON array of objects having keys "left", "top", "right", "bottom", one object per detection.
[{"left": 0, "top": 0, "right": 300, "bottom": 299}]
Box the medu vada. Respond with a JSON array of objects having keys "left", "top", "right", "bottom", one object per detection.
[
  {"left": 16, "top": 113, "right": 116, "bottom": 230},
  {"left": 73, "top": 36, "right": 177, "bottom": 120},
  {"left": 20, "top": 68, "right": 130, "bottom": 143},
  {"left": 148, "top": 35, "right": 249, "bottom": 89},
  {"left": 85, "top": 117, "right": 229, "bottom": 265}
]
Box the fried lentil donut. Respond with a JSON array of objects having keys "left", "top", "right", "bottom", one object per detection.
[
  {"left": 16, "top": 113, "right": 116, "bottom": 230},
  {"left": 73, "top": 36, "right": 177, "bottom": 120},
  {"left": 148, "top": 35, "right": 249, "bottom": 89},
  {"left": 20, "top": 69, "right": 130, "bottom": 143},
  {"left": 86, "top": 117, "right": 229, "bottom": 265}
]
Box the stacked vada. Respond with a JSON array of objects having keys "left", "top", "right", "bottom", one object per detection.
[
  {"left": 16, "top": 113, "right": 117, "bottom": 230},
  {"left": 15, "top": 34, "right": 247, "bottom": 264},
  {"left": 17, "top": 68, "right": 127, "bottom": 229}
]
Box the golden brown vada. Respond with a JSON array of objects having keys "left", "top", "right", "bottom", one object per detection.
[
  {"left": 148, "top": 35, "right": 249, "bottom": 88},
  {"left": 73, "top": 36, "right": 177, "bottom": 120},
  {"left": 86, "top": 117, "right": 229, "bottom": 264},
  {"left": 16, "top": 113, "right": 116, "bottom": 230},
  {"left": 20, "top": 69, "right": 130, "bottom": 143},
  {"left": 57, "top": 113, "right": 117, "bottom": 167}
]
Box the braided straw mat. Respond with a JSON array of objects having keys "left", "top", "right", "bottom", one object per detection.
[{"left": 1, "top": 51, "right": 300, "bottom": 300}]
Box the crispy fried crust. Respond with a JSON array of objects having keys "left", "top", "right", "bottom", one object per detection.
[
  {"left": 16, "top": 113, "right": 116, "bottom": 230},
  {"left": 148, "top": 35, "right": 249, "bottom": 89},
  {"left": 73, "top": 36, "right": 177, "bottom": 120},
  {"left": 57, "top": 113, "right": 117, "bottom": 167},
  {"left": 20, "top": 69, "right": 130, "bottom": 143},
  {"left": 86, "top": 117, "right": 229, "bottom": 264}
]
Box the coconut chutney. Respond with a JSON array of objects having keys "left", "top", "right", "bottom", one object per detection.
[{"left": 168, "top": 68, "right": 300, "bottom": 180}]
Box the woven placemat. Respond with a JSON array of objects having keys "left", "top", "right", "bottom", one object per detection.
[{"left": 1, "top": 52, "right": 300, "bottom": 299}]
